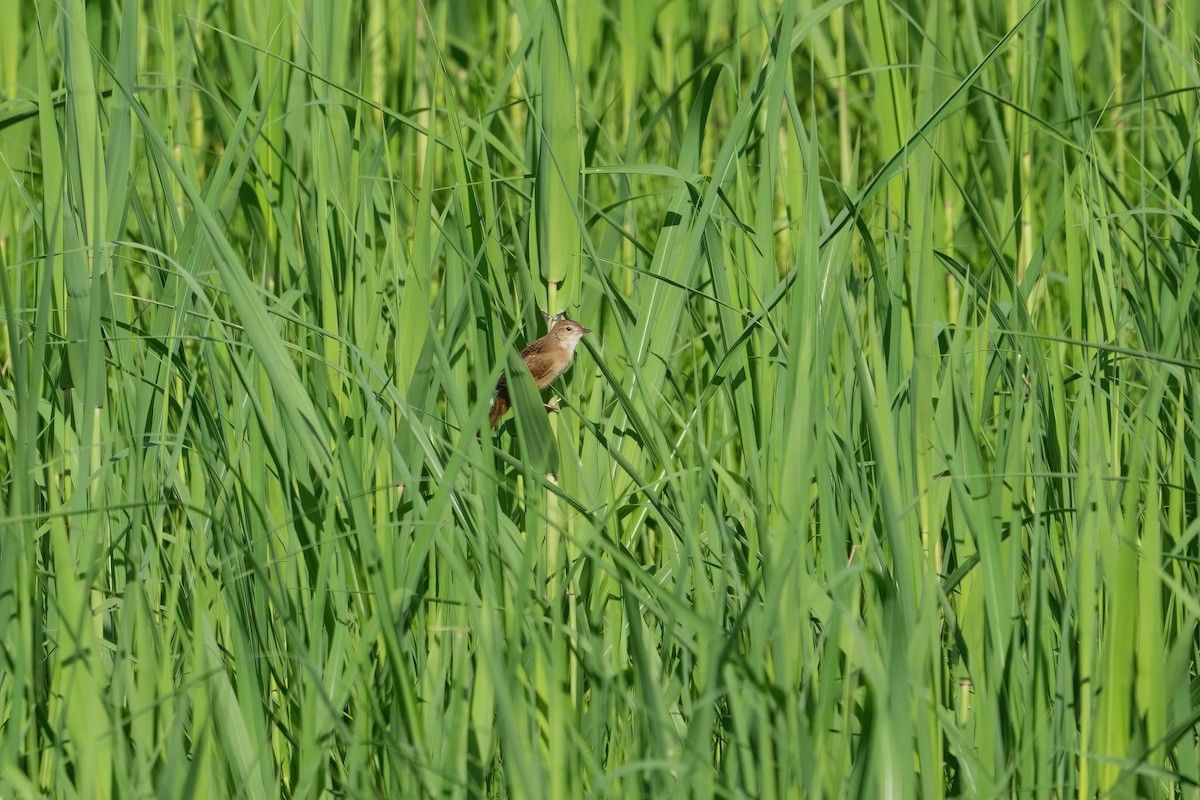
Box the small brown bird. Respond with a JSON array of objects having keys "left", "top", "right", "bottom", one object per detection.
[{"left": 489, "top": 313, "right": 590, "bottom": 428}]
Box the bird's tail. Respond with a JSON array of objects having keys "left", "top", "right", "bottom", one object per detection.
[{"left": 488, "top": 385, "right": 510, "bottom": 428}]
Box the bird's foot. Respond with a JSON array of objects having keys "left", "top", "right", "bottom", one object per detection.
[{"left": 544, "top": 401, "right": 560, "bottom": 414}]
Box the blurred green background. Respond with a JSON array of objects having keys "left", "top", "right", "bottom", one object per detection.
[{"left": 2, "top": 0, "right": 1199, "bottom": 796}]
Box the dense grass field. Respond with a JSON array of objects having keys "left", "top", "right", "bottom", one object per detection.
[{"left": 2, "top": 0, "right": 1200, "bottom": 797}]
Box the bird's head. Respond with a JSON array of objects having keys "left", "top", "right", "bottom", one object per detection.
[{"left": 549, "top": 317, "right": 590, "bottom": 353}]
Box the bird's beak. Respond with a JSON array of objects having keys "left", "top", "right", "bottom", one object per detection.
[{"left": 580, "top": 325, "right": 592, "bottom": 334}]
